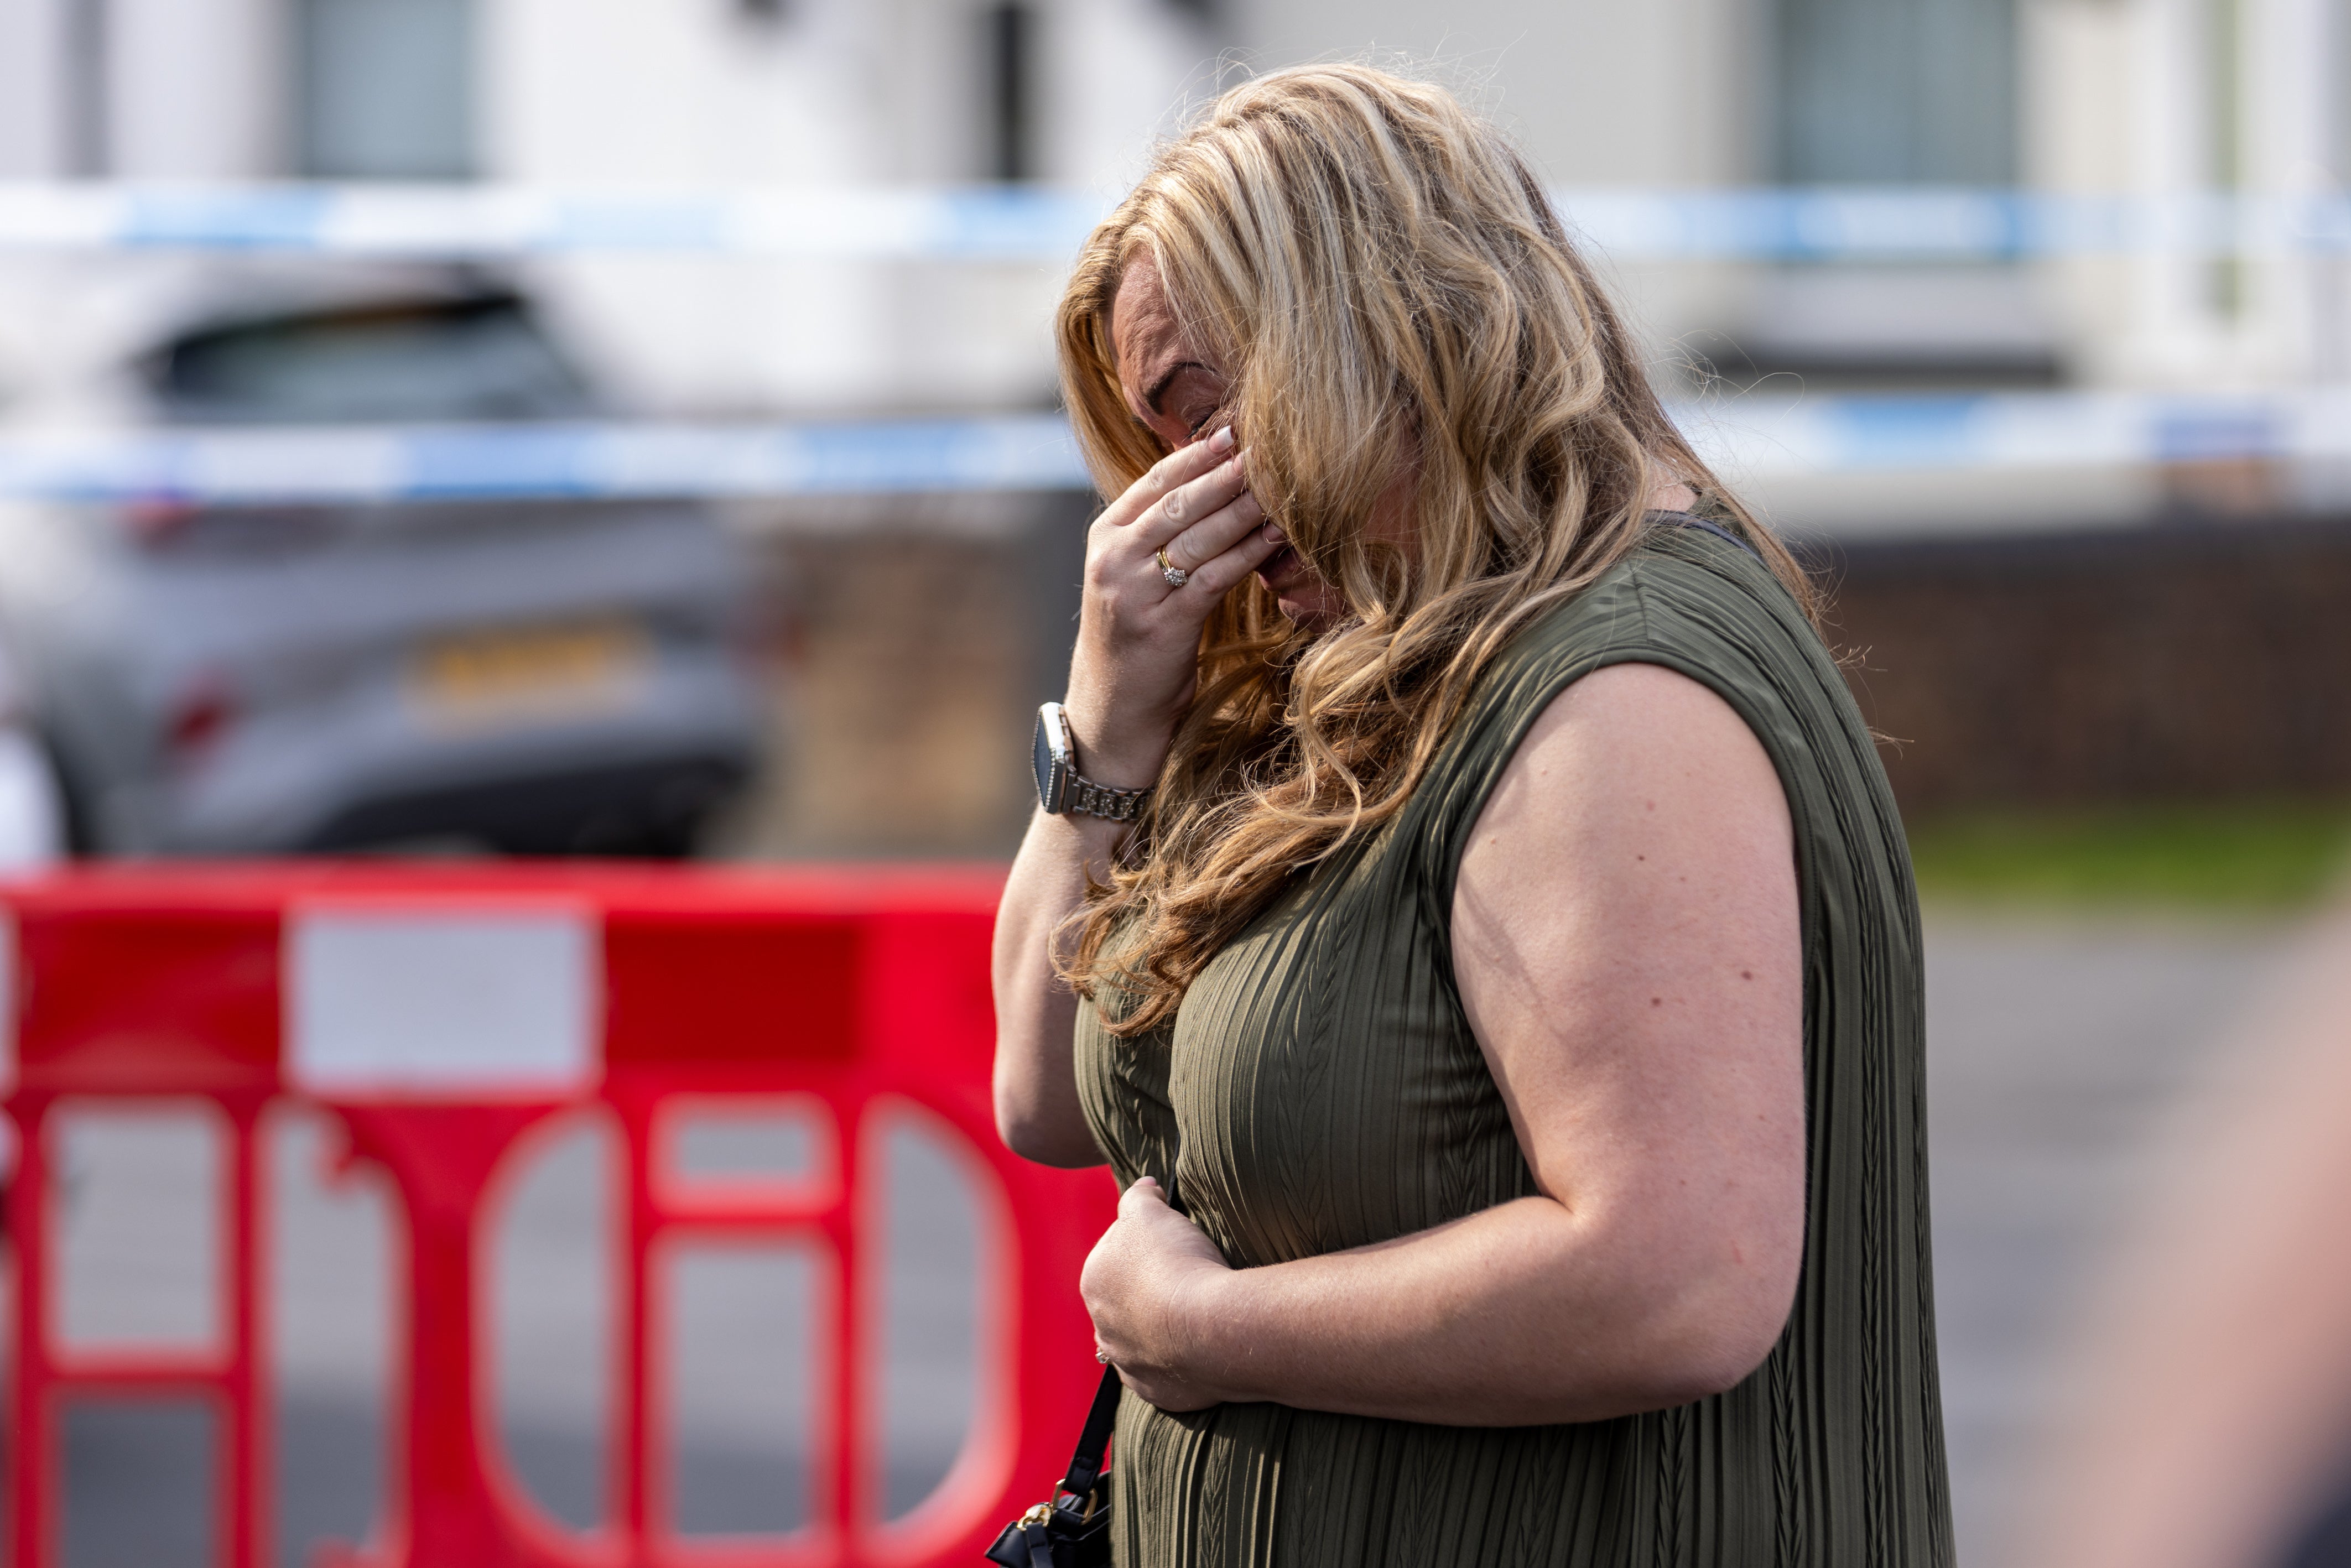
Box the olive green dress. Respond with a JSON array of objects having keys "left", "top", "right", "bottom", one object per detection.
[{"left": 1072, "top": 524, "right": 1953, "bottom": 1567}]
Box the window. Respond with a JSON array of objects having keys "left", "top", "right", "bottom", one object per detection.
[
  {"left": 2334, "top": 0, "right": 2351, "bottom": 184},
  {"left": 61, "top": 0, "right": 109, "bottom": 175},
  {"left": 297, "top": 0, "right": 475, "bottom": 179},
  {"left": 152, "top": 297, "right": 592, "bottom": 426},
  {"left": 1776, "top": 0, "right": 2016, "bottom": 184},
  {"left": 984, "top": 3, "right": 1035, "bottom": 183}
]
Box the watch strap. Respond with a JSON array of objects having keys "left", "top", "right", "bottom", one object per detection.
[{"left": 1065, "top": 774, "right": 1152, "bottom": 822}]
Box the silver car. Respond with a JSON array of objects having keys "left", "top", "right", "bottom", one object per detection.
[{"left": 0, "top": 272, "right": 763, "bottom": 856}]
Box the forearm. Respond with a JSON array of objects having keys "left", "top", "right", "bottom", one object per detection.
[
  {"left": 990, "top": 804, "right": 1125, "bottom": 1167},
  {"left": 1169, "top": 1195, "right": 1784, "bottom": 1426},
  {"left": 989, "top": 428, "right": 1268, "bottom": 1166}
]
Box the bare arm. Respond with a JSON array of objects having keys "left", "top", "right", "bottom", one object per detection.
[
  {"left": 1080, "top": 663, "right": 1807, "bottom": 1424},
  {"left": 991, "top": 805, "right": 1132, "bottom": 1167},
  {"left": 990, "top": 425, "right": 1280, "bottom": 1166}
]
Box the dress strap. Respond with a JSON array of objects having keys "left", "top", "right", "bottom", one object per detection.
[{"left": 1643, "top": 508, "right": 1764, "bottom": 564}]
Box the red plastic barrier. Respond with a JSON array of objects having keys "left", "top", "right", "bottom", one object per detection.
[{"left": 1, "top": 863, "right": 1117, "bottom": 1568}]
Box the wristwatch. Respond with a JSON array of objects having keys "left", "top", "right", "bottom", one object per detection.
[{"left": 1033, "top": 702, "right": 1154, "bottom": 822}]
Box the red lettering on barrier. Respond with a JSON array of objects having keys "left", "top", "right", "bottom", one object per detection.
[{"left": 3, "top": 866, "right": 1115, "bottom": 1568}]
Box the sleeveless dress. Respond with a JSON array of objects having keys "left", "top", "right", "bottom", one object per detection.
[{"left": 1072, "top": 523, "right": 1953, "bottom": 1567}]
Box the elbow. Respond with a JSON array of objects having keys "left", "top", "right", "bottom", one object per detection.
[
  {"left": 1642, "top": 1254, "right": 1802, "bottom": 1405},
  {"left": 993, "top": 1105, "right": 1060, "bottom": 1165},
  {"left": 1657, "top": 1311, "right": 1790, "bottom": 1404},
  {"left": 990, "top": 1084, "right": 1049, "bottom": 1160},
  {"left": 992, "top": 1085, "right": 1104, "bottom": 1170}
]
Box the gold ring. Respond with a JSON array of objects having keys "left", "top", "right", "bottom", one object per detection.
[{"left": 1156, "top": 549, "right": 1188, "bottom": 588}]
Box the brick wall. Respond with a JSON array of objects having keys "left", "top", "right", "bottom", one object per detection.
[
  {"left": 1814, "top": 517, "right": 2351, "bottom": 812},
  {"left": 716, "top": 496, "right": 1086, "bottom": 860},
  {"left": 720, "top": 505, "right": 2351, "bottom": 858}
]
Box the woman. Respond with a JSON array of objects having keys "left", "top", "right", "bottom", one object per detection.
[{"left": 991, "top": 64, "right": 1949, "bottom": 1566}]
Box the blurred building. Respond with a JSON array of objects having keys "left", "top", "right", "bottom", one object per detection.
[
  {"left": 2, "top": 0, "right": 2349, "bottom": 851},
  {"left": 1253, "top": 0, "right": 2351, "bottom": 403},
  {"left": 1, "top": 0, "right": 2344, "bottom": 415},
  {"left": 0, "top": 0, "right": 1205, "bottom": 414}
]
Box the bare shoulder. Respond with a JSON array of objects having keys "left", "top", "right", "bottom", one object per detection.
[
  {"left": 1460, "top": 660, "right": 1790, "bottom": 882},
  {"left": 1450, "top": 656, "right": 1799, "bottom": 1092}
]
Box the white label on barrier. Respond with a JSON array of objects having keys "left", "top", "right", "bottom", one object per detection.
[
  {"left": 0, "top": 909, "right": 15, "bottom": 1100},
  {"left": 287, "top": 908, "right": 600, "bottom": 1097},
  {"left": 0, "top": 912, "right": 14, "bottom": 1183}
]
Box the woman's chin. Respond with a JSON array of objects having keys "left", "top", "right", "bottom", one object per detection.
[
  {"left": 1255, "top": 548, "right": 1343, "bottom": 627},
  {"left": 1273, "top": 587, "right": 1343, "bottom": 629}
]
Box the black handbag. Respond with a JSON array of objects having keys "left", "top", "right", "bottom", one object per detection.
[{"left": 984, "top": 1361, "right": 1121, "bottom": 1567}]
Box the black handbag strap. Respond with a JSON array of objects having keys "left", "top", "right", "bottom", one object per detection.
[{"left": 1058, "top": 1361, "right": 1123, "bottom": 1498}]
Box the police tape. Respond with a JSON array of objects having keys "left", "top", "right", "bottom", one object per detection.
[
  {"left": 2, "top": 392, "right": 2347, "bottom": 506},
  {"left": 3, "top": 182, "right": 2350, "bottom": 261},
  {"left": 1678, "top": 386, "right": 2351, "bottom": 478},
  {"left": 0, "top": 414, "right": 1092, "bottom": 502}
]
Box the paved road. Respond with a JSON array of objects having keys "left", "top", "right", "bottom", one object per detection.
[
  {"left": 1921, "top": 912, "right": 2298, "bottom": 1566},
  {"left": 28, "top": 910, "right": 2312, "bottom": 1567}
]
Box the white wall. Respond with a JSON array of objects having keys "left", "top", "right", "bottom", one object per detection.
[
  {"left": 486, "top": 0, "right": 1209, "bottom": 415},
  {"left": 1221, "top": 0, "right": 1766, "bottom": 375},
  {"left": 1043, "top": 0, "right": 1216, "bottom": 189},
  {"left": 106, "top": 0, "right": 284, "bottom": 176},
  {"left": 1233, "top": 0, "right": 1764, "bottom": 186},
  {"left": 0, "top": 0, "right": 69, "bottom": 176},
  {"left": 0, "top": 0, "right": 284, "bottom": 177},
  {"left": 487, "top": 0, "right": 879, "bottom": 183}
]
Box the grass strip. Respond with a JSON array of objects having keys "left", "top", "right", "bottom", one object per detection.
[{"left": 1904, "top": 801, "right": 2351, "bottom": 912}]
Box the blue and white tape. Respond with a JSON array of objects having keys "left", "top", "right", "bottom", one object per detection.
[
  {"left": 1681, "top": 387, "right": 2351, "bottom": 477},
  {"left": 0, "top": 184, "right": 1109, "bottom": 260},
  {"left": 3, "top": 183, "right": 2349, "bottom": 262},
  {"left": 0, "top": 415, "right": 1090, "bottom": 504},
  {"left": 2, "top": 392, "right": 2345, "bottom": 506}
]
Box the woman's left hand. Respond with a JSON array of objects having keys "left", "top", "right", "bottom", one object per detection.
[{"left": 1080, "top": 1177, "right": 1234, "bottom": 1411}]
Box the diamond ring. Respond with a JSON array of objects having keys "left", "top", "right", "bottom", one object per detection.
[{"left": 1156, "top": 549, "right": 1188, "bottom": 588}]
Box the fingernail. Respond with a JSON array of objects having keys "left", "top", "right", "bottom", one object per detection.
[
  {"left": 1208, "top": 425, "right": 1235, "bottom": 454},
  {"left": 1263, "top": 524, "right": 1286, "bottom": 544}
]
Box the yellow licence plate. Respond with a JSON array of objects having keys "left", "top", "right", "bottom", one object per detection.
[{"left": 408, "top": 618, "right": 651, "bottom": 726}]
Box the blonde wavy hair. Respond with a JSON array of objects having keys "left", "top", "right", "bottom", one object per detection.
[{"left": 1058, "top": 62, "right": 1814, "bottom": 1037}]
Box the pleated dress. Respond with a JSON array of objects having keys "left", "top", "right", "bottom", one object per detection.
[{"left": 1072, "top": 522, "right": 1953, "bottom": 1567}]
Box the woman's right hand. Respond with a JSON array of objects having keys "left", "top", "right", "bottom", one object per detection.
[{"left": 1062, "top": 424, "right": 1282, "bottom": 789}]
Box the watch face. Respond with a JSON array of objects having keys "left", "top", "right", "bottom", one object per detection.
[
  {"left": 1033, "top": 706, "right": 1067, "bottom": 814},
  {"left": 1033, "top": 715, "right": 1055, "bottom": 811}
]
